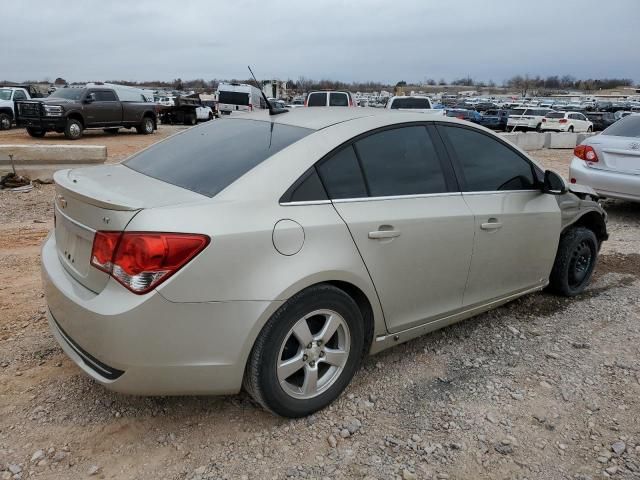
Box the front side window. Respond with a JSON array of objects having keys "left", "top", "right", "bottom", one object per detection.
[
  {"left": 439, "top": 125, "right": 537, "bottom": 192},
  {"left": 13, "top": 90, "right": 27, "bottom": 100},
  {"left": 307, "top": 92, "right": 327, "bottom": 107},
  {"left": 355, "top": 126, "right": 447, "bottom": 196}
]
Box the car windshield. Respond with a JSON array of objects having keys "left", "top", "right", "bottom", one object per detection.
[
  {"left": 546, "top": 112, "right": 565, "bottom": 118},
  {"left": 49, "top": 89, "right": 85, "bottom": 100},
  {"left": 0, "top": 89, "right": 12, "bottom": 100},
  {"left": 125, "top": 119, "right": 313, "bottom": 197},
  {"left": 602, "top": 115, "right": 640, "bottom": 138},
  {"left": 390, "top": 97, "right": 431, "bottom": 109}
]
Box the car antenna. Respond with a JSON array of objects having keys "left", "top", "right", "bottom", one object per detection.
[{"left": 247, "top": 65, "right": 288, "bottom": 115}]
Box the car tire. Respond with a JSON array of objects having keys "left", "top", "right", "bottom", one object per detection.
[
  {"left": 103, "top": 128, "right": 119, "bottom": 134},
  {"left": 535, "top": 123, "right": 542, "bottom": 132},
  {"left": 64, "top": 119, "right": 83, "bottom": 140},
  {"left": 568, "top": 126, "right": 574, "bottom": 133},
  {"left": 548, "top": 227, "right": 598, "bottom": 297},
  {"left": 183, "top": 113, "right": 197, "bottom": 126},
  {"left": 587, "top": 126, "right": 593, "bottom": 133},
  {"left": 208, "top": 113, "right": 213, "bottom": 121},
  {"left": 243, "top": 284, "right": 365, "bottom": 418},
  {"left": 136, "top": 116, "right": 155, "bottom": 135},
  {"left": 26, "top": 127, "right": 46, "bottom": 138},
  {"left": 0, "top": 113, "right": 11, "bottom": 130}
]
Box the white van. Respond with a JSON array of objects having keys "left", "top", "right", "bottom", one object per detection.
[{"left": 217, "top": 83, "right": 265, "bottom": 115}]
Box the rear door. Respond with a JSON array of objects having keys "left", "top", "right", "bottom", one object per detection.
[
  {"left": 320, "top": 124, "right": 475, "bottom": 332},
  {"left": 436, "top": 124, "right": 561, "bottom": 306},
  {"left": 88, "top": 90, "right": 122, "bottom": 125}
]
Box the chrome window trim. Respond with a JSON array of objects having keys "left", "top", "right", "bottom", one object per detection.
[
  {"left": 462, "top": 189, "right": 540, "bottom": 196},
  {"left": 332, "top": 192, "right": 461, "bottom": 203},
  {"left": 279, "top": 199, "right": 332, "bottom": 206}
]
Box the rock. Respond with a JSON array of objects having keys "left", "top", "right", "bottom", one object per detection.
[
  {"left": 346, "top": 418, "right": 362, "bottom": 434},
  {"left": 402, "top": 469, "right": 417, "bottom": 480},
  {"left": 1, "top": 472, "right": 11, "bottom": 480},
  {"left": 510, "top": 392, "right": 524, "bottom": 401},
  {"left": 612, "top": 441, "right": 626, "bottom": 455},
  {"left": 507, "top": 326, "right": 520, "bottom": 335},
  {"left": 30, "top": 450, "right": 45, "bottom": 463},
  {"left": 327, "top": 435, "right": 337, "bottom": 448},
  {"left": 88, "top": 465, "right": 100, "bottom": 476},
  {"left": 539, "top": 381, "right": 552, "bottom": 389},
  {"left": 52, "top": 451, "right": 67, "bottom": 463},
  {"left": 486, "top": 412, "right": 498, "bottom": 424},
  {"left": 193, "top": 466, "right": 206, "bottom": 475},
  {"left": 410, "top": 434, "right": 422, "bottom": 443},
  {"left": 8, "top": 465, "right": 22, "bottom": 475},
  {"left": 339, "top": 429, "right": 350, "bottom": 438},
  {"left": 495, "top": 444, "right": 513, "bottom": 455},
  {"left": 605, "top": 466, "right": 618, "bottom": 474},
  {"left": 571, "top": 341, "right": 591, "bottom": 349},
  {"left": 597, "top": 456, "right": 610, "bottom": 464}
]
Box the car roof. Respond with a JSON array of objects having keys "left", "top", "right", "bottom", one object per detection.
[{"left": 228, "top": 108, "right": 465, "bottom": 131}]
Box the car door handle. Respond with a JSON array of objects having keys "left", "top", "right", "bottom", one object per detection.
[
  {"left": 368, "top": 229, "right": 401, "bottom": 239},
  {"left": 480, "top": 220, "right": 503, "bottom": 230}
]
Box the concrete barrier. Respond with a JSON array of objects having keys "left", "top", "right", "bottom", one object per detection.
[
  {"left": 499, "top": 132, "right": 597, "bottom": 150},
  {"left": 547, "top": 133, "right": 578, "bottom": 149},
  {"left": 0, "top": 145, "right": 107, "bottom": 181}
]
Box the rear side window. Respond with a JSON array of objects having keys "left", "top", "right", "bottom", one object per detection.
[
  {"left": 125, "top": 119, "right": 312, "bottom": 197},
  {"left": 329, "top": 93, "right": 349, "bottom": 106},
  {"left": 307, "top": 93, "right": 327, "bottom": 107},
  {"left": 317, "top": 146, "right": 367, "bottom": 199},
  {"left": 439, "top": 125, "right": 537, "bottom": 192},
  {"left": 355, "top": 126, "right": 447, "bottom": 196},
  {"left": 602, "top": 115, "right": 640, "bottom": 137}
]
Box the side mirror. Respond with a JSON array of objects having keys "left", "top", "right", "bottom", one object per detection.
[
  {"left": 84, "top": 94, "right": 95, "bottom": 103},
  {"left": 542, "top": 170, "right": 567, "bottom": 195}
]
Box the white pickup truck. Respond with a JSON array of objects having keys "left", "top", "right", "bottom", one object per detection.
[
  {"left": 0, "top": 87, "right": 33, "bottom": 130},
  {"left": 385, "top": 95, "right": 445, "bottom": 115}
]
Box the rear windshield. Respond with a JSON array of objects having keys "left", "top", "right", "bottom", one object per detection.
[
  {"left": 390, "top": 97, "right": 431, "bottom": 109},
  {"left": 546, "top": 112, "right": 565, "bottom": 118},
  {"left": 329, "top": 92, "right": 349, "bottom": 106},
  {"left": 218, "top": 91, "right": 249, "bottom": 106},
  {"left": 125, "top": 119, "right": 312, "bottom": 197},
  {"left": 307, "top": 92, "right": 327, "bottom": 107},
  {"left": 602, "top": 115, "right": 640, "bottom": 138}
]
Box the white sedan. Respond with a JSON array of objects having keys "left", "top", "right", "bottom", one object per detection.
[{"left": 570, "top": 114, "right": 640, "bottom": 202}]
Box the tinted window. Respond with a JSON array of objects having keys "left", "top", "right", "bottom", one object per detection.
[
  {"left": 602, "top": 115, "right": 640, "bottom": 138},
  {"left": 219, "top": 91, "right": 249, "bottom": 106},
  {"left": 13, "top": 90, "right": 27, "bottom": 100},
  {"left": 317, "top": 146, "right": 367, "bottom": 199},
  {"left": 390, "top": 97, "right": 431, "bottom": 109},
  {"left": 49, "top": 89, "right": 84, "bottom": 100},
  {"left": 440, "top": 125, "right": 536, "bottom": 191},
  {"left": 126, "top": 119, "right": 312, "bottom": 197},
  {"left": 94, "top": 91, "right": 117, "bottom": 101},
  {"left": 546, "top": 112, "right": 565, "bottom": 118},
  {"left": 355, "top": 126, "right": 447, "bottom": 196},
  {"left": 286, "top": 169, "right": 328, "bottom": 202},
  {"left": 329, "top": 93, "right": 349, "bottom": 106},
  {"left": 307, "top": 92, "right": 327, "bottom": 107}
]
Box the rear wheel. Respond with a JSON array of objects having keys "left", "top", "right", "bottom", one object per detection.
[
  {"left": 208, "top": 112, "right": 214, "bottom": 121},
  {"left": 184, "top": 112, "right": 197, "bottom": 126},
  {"left": 26, "top": 127, "right": 46, "bottom": 138},
  {"left": 64, "top": 119, "right": 83, "bottom": 140},
  {"left": 0, "top": 113, "right": 11, "bottom": 130},
  {"left": 568, "top": 126, "right": 574, "bottom": 133},
  {"left": 244, "top": 285, "right": 365, "bottom": 417},
  {"left": 587, "top": 126, "right": 593, "bottom": 133},
  {"left": 535, "top": 123, "right": 542, "bottom": 132},
  {"left": 136, "top": 116, "right": 155, "bottom": 134},
  {"left": 548, "top": 227, "right": 598, "bottom": 296}
]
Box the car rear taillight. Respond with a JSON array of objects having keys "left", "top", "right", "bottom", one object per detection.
[
  {"left": 559, "top": 119, "right": 568, "bottom": 124},
  {"left": 91, "top": 232, "right": 210, "bottom": 294},
  {"left": 574, "top": 145, "right": 599, "bottom": 162}
]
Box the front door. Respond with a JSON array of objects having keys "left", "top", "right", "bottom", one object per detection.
[
  {"left": 317, "top": 125, "right": 475, "bottom": 332},
  {"left": 436, "top": 124, "right": 561, "bottom": 306}
]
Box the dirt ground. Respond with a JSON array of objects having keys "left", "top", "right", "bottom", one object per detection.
[{"left": 1, "top": 131, "right": 639, "bottom": 480}]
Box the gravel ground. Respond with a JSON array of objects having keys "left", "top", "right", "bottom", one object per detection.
[{"left": 1, "top": 145, "right": 639, "bottom": 480}]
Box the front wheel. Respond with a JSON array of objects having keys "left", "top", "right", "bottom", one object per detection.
[
  {"left": 243, "top": 285, "right": 365, "bottom": 417},
  {"left": 587, "top": 126, "right": 593, "bottom": 133},
  {"left": 183, "top": 112, "right": 197, "bottom": 126},
  {"left": 0, "top": 113, "right": 11, "bottom": 130},
  {"left": 548, "top": 227, "right": 598, "bottom": 296},
  {"left": 64, "top": 119, "right": 83, "bottom": 140},
  {"left": 568, "top": 126, "right": 574, "bottom": 133},
  {"left": 26, "top": 127, "right": 46, "bottom": 138}
]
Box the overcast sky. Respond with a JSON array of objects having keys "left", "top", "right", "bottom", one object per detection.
[{"left": 3, "top": 0, "right": 638, "bottom": 84}]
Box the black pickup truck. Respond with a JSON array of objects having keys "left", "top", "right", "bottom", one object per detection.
[{"left": 15, "top": 86, "right": 157, "bottom": 139}]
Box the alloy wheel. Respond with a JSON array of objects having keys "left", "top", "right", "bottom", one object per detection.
[{"left": 276, "top": 309, "right": 350, "bottom": 399}]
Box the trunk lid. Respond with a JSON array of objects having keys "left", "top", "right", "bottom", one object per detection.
[
  {"left": 591, "top": 136, "right": 640, "bottom": 175},
  {"left": 53, "top": 165, "right": 207, "bottom": 293}
]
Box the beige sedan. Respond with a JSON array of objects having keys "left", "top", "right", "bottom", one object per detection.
[{"left": 42, "top": 108, "right": 607, "bottom": 417}]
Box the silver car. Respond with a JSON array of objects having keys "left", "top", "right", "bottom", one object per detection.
[
  {"left": 570, "top": 114, "right": 640, "bottom": 202},
  {"left": 42, "top": 108, "right": 607, "bottom": 417}
]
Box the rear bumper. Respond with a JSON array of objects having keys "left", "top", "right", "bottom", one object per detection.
[
  {"left": 42, "top": 233, "right": 280, "bottom": 395},
  {"left": 569, "top": 158, "right": 640, "bottom": 202}
]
